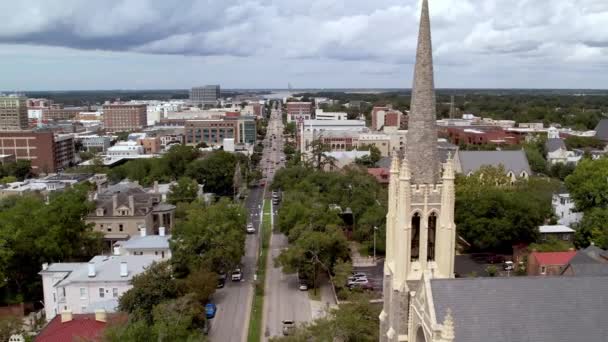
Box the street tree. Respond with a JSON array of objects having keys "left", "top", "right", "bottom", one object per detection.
[
  {"left": 167, "top": 177, "right": 199, "bottom": 204},
  {"left": 565, "top": 157, "right": 608, "bottom": 212}
]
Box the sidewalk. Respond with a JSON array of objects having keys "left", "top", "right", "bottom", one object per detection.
[
  {"left": 309, "top": 273, "right": 338, "bottom": 320},
  {"left": 350, "top": 242, "right": 377, "bottom": 267}
]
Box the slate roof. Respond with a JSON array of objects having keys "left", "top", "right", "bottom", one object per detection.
[
  {"left": 119, "top": 235, "right": 171, "bottom": 250},
  {"left": 56, "top": 255, "right": 156, "bottom": 286},
  {"left": 457, "top": 150, "right": 532, "bottom": 175},
  {"left": 562, "top": 245, "right": 608, "bottom": 276},
  {"left": 545, "top": 138, "right": 566, "bottom": 152},
  {"left": 594, "top": 119, "right": 608, "bottom": 141},
  {"left": 431, "top": 276, "right": 608, "bottom": 342}
]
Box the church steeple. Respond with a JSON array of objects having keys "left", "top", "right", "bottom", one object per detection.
[{"left": 406, "top": 0, "right": 439, "bottom": 184}]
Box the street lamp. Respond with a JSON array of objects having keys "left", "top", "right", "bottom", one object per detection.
[{"left": 373, "top": 226, "right": 378, "bottom": 262}]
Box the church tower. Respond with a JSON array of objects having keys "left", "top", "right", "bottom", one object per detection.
[{"left": 379, "top": 1, "right": 456, "bottom": 341}]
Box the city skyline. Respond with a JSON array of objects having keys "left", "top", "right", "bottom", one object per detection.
[{"left": 1, "top": 0, "right": 608, "bottom": 90}]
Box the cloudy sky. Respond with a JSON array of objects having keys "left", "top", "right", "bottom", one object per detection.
[{"left": 1, "top": 0, "right": 607, "bottom": 90}]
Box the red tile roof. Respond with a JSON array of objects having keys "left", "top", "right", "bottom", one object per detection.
[
  {"left": 531, "top": 251, "right": 576, "bottom": 266},
  {"left": 368, "top": 168, "right": 390, "bottom": 184},
  {"left": 36, "top": 313, "right": 125, "bottom": 342}
]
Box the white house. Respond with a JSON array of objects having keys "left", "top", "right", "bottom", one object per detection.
[
  {"left": 113, "top": 227, "right": 171, "bottom": 259},
  {"left": 40, "top": 255, "right": 156, "bottom": 322},
  {"left": 552, "top": 193, "right": 583, "bottom": 226},
  {"left": 545, "top": 127, "right": 581, "bottom": 165},
  {"left": 315, "top": 109, "right": 348, "bottom": 121},
  {"left": 106, "top": 141, "right": 144, "bottom": 157}
]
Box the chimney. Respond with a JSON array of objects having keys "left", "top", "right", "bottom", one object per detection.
[
  {"left": 128, "top": 195, "right": 135, "bottom": 214},
  {"left": 159, "top": 226, "right": 165, "bottom": 236},
  {"left": 113, "top": 246, "right": 121, "bottom": 255},
  {"left": 140, "top": 228, "right": 146, "bottom": 237},
  {"left": 153, "top": 181, "right": 159, "bottom": 193},
  {"left": 88, "top": 262, "right": 96, "bottom": 277},
  {"left": 61, "top": 310, "right": 73, "bottom": 323},
  {"left": 42, "top": 263, "right": 49, "bottom": 271},
  {"left": 120, "top": 262, "right": 128, "bottom": 277},
  {"left": 95, "top": 309, "right": 107, "bottom": 323}
]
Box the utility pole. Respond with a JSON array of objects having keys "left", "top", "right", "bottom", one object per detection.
[{"left": 373, "top": 226, "right": 378, "bottom": 262}]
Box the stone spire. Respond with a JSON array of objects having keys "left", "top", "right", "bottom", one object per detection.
[{"left": 406, "top": 0, "right": 439, "bottom": 184}]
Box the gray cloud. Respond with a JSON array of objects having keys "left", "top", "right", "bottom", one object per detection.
[{"left": 2, "top": 0, "right": 608, "bottom": 90}]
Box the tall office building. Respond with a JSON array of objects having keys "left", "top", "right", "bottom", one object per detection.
[
  {"left": 0, "top": 95, "right": 28, "bottom": 131},
  {"left": 103, "top": 104, "right": 147, "bottom": 132},
  {"left": 189, "top": 85, "right": 220, "bottom": 106}
]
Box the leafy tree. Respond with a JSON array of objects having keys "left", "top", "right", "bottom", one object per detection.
[
  {"left": 332, "top": 259, "right": 353, "bottom": 289},
  {"left": 151, "top": 294, "right": 206, "bottom": 341},
  {"left": 0, "top": 176, "right": 17, "bottom": 184},
  {"left": 0, "top": 184, "right": 102, "bottom": 301},
  {"left": 114, "top": 131, "right": 131, "bottom": 141},
  {"left": 456, "top": 167, "right": 557, "bottom": 251},
  {"left": 308, "top": 139, "right": 335, "bottom": 170},
  {"left": 524, "top": 145, "right": 547, "bottom": 174},
  {"left": 1, "top": 160, "right": 32, "bottom": 180},
  {"left": 547, "top": 162, "right": 576, "bottom": 181},
  {"left": 170, "top": 198, "right": 247, "bottom": 275},
  {"left": 529, "top": 237, "right": 573, "bottom": 252},
  {"left": 186, "top": 151, "right": 237, "bottom": 196},
  {"left": 573, "top": 207, "right": 608, "bottom": 249},
  {"left": 355, "top": 145, "right": 382, "bottom": 167},
  {"left": 179, "top": 265, "right": 217, "bottom": 305},
  {"left": 284, "top": 122, "right": 296, "bottom": 136},
  {"left": 564, "top": 136, "right": 605, "bottom": 150},
  {"left": 270, "top": 295, "right": 379, "bottom": 342},
  {"left": 167, "top": 177, "right": 199, "bottom": 205},
  {"left": 118, "top": 261, "right": 182, "bottom": 323},
  {"left": 565, "top": 157, "right": 608, "bottom": 212},
  {"left": 0, "top": 316, "right": 23, "bottom": 342}
]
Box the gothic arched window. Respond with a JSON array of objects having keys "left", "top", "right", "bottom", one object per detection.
[
  {"left": 411, "top": 213, "right": 421, "bottom": 261},
  {"left": 428, "top": 212, "right": 437, "bottom": 261}
]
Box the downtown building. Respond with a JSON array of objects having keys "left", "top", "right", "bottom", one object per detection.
[
  {"left": 184, "top": 115, "right": 256, "bottom": 146},
  {"left": 189, "top": 85, "right": 221, "bottom": 106},
  {"left": 103, "top": 104, "right": 147, "bottom": 132},
  {"left": 0, "top": 95, "right": 29, "bottom": 131},
  {"left": 0, "top": 131, "right": 75, "bottom": 173}
]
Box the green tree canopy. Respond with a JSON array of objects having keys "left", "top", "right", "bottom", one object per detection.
[
  {"left": 167, "top": 177, "right": 199, "bottom": 205},
  {"left": 186, "top": 151, "right": 238, "bottom": 196},
  {"left": 170, "top": 198, "right": 247, "bottom": 275},
  {"left": 565, "top": 157, "right": 608, "bottom": 212},
  {"left": 573, "top": 207, "right": 608, "bottom": 249}
]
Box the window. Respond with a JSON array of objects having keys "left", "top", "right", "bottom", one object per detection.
[
  {"left": 562, "top": 234, "right": 570, "bottom": 241},
  {"left": 119, "top": 224, "right": 124, "bottom": 232},
  {"left": 428, "top": 213, "right": 437, "bottom": 261},
  {"left": 540, "top": 266, "right": 547, "bottom": 275},
  {"left": 81, "top": 305, "right": 87, "bottom": 313},
  {"left": 113, "top": 288, "right": 119, "bottom": 298},
  {"left": 411, "top": 213, "right": 421, "bottom": 261},
  {"left": 53, "top": 293, "right": 56, "bottom": 303},
  {"left": 99, "top": 288, "right": 105, "bottom": 298},
  {"left": 79, "top": 288, "right": 86, "bottom": 299}
]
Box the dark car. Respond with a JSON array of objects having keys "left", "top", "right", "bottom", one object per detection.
[
  {"left": 205, "top": 303, "right": 217, "bottom": 319},
  {"left": 487, "top": 255, "right": 505, "bottom": 264},
  {"left": 217, "top": 273, "right": 227, "bottom": 288}
]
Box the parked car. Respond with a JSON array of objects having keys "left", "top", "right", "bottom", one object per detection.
[
  {"left": 351, "top": 272, "right": 367, "bottom": 278},
  {"left": 231, "top": 268, "right": 242, "bottom": 281},
  {"left": 205, "top": 303, "right": 217, "bottom": 319},
  {"left": 217, "top": 273, "right": 227, "bottom": 288},
  {"left": 487, "top": 255, "right": 506, "bottom": 264},
  {"left": 246, "top": 223, "right": 255, "bottom": 234},
  {"left": 299, "top": 283, "right": 308, "bottom": 291},
  {"left": 503, "top": 261, "right": 514, "bottom": 271},
  {"left": 349, "top": 281, "right": 374, "bottom": 291},
  {"left": 347, "top": 278, "right": 369, "bottom": 287},
  {"left": 282, "top": 320, "right": 295, "bottom": 336}
]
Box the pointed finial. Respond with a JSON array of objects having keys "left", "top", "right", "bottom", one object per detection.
[
  {"left": 400, "top": 156, "right": 411, "bottom": 180},
  {"left": 390, "top": 150, "right": 400, "bottom": 174},
  {"left": 442, "top": 308, "right": 455, "bottom": 341}
]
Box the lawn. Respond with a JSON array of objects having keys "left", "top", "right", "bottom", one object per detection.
[{"left": 247, "top": 199, "right": 272, "bottom": 342}]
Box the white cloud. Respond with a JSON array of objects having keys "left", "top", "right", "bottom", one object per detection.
[{"left": 1, "top": 0, "right": 608, "bottom": 89}]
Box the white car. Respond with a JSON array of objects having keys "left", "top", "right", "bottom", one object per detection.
[
  {"left": 347, "top": 278, "right": 369, "bottom": 287},
  {"left": 246, "top": 223, "right": 255, "bottom": 234},
  {"left": 503, "top": 261, "right": 514, "bottom": 271},
  {"left": 231, "top": 268, "right": 242, "bottom": 281}
]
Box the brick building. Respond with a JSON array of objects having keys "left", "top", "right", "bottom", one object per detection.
[
  {"left": 42, "top": 105, "right": 87, "bottom": 121},
  {"left": 138, "top": 137, "right": 161, "bottom": 154},
  {"left": 371, "top": 106, "right": 404, "bottom": 131},
  {"left": 0, "top": 131, "right": 75, "bottom": 172},
  {"left": 0, "top": 95, "right": 28, "bottom": 131},
  {"left": 527, "top": 251, "right": 576, "bottom": 276},
  {"left": 286, "top": 102, "right": 313, "bottom": 122},
  {"left": 184, "top": 116, "right": 256, "bottom": 146},
  {"left": 103, "top": 104, "right": 147, "bottom": 132},
  {"left": 443, "top": 126, "right": 520, "bottom": 146}
]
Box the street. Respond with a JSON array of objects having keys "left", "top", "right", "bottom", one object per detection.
[
  {"left": 208, "top": 186, "right": 264, "bottom": 342},
  {"left": 261, "top": 107, "right": 312, "bottom": 340}
]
